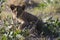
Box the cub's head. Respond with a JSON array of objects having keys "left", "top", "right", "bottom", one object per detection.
[{"left": 10, "top": 4, "right": 25, "bottom": 17}]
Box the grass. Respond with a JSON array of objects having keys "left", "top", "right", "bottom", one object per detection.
[
  {"left": 32, "top": 0, "right": 60, "bottom": 16},
  {"left": 0, "top": 0, "right": 60, "bottom": 40}
]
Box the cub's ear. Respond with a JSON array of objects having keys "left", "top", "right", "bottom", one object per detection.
[
  {"left": 21, "top": 5, "right": 25, "bottom": 11},
  {"left": 10, "top": 5, "right": 16, "bottom": 11}
]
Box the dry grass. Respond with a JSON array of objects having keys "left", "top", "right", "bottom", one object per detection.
[
  {"left": 6, "top": 0, "right": 25, "bottom": 6},
  {"left": 0, "top": 11, "right": 13, "bottom": 20}
]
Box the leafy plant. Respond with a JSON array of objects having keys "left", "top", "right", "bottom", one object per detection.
[
  {"left": 37, "top": 2, "right": 47, "bottom": 9},
  {"left": 1, "top": 35, "right": 7, "bottom": 40},
  {"left": 43, "top": 17, "right": 60, "bottom": 37}
]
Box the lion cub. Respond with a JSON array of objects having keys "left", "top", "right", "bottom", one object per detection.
[{"left": 10, "top": 4, "right": 39, "bottom": 29}]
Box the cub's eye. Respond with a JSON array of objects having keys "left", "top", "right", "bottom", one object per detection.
[{"left": 10, "top": 5, "right": 16, "bottom": 11}]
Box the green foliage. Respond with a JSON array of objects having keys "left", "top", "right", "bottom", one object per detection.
[
  {"left": 45, "top": 18, "right": 60, "bottom": 32},
  {"left": 58, "top": 38, "right": 60, "bottom": 40},
  {"left": 4, "top": 20, "right": 9, "bottom": 26},
  {"left": 0, "top": 0, "right": 60, "bottom": 40},
  {"left": 13, "top": 29, "right": 21, "bottom": 37},
  {"left": 21, "top": 29, "right": 29, "bottom": 37},
  {"left": 42, "top": 17, "right": 60, "bottom": 37},
  {"left": 38, "top": 2, "right": 47, "bottom": 9},
  {"left": 2, "top": 35, "right": 7, "bottom": 40},
  {"left": 0, "top": 0, "right": 6, "bottom": 13},
  {"left": 47, "top": 0, "right": 53, "bottom": 4},
  {"left": 0, "top": 13, "right": 27, "bottom": 40},
  {"left": 1, "top": 28, "right": 5, "bottom": 33},
  {"left": 0, "top": 0, "right": 6, "bottom": 3}
]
